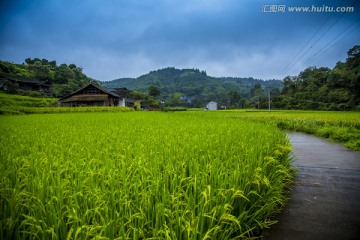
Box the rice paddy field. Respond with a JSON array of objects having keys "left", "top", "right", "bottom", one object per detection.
[{"left": 0, "top": 111, "right": 294, "bottom": 239}]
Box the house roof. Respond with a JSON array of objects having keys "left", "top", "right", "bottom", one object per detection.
[
  {"left": 108, "top": 87, "right": 132, "bottom": 98},
  {"left": 58, "top": 82, "right": 120, "bottom": 100}
]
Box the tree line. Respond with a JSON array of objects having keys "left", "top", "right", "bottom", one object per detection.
[
  {"left": 272, "top": 45, "right": 360, "bottom": 110},
  {"left": 1, "top": 45, "right": 359, "bottom": 110}
]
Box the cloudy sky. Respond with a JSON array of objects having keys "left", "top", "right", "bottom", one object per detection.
[{"left": 0, "top": 0, "right": 359, "bottom": 81}]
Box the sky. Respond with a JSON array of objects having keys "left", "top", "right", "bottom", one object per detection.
[{"left": 0, "top": 0, "right": 359, "bottom": 81}]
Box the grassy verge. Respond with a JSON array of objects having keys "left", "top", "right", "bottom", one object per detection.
[
  {"left": 0, "top": 92, "right": 57, "bottom": 114},
  {"left": 226, "top": 110, "right": 360, "bottom": 151},
  {"left": 0, "top": 93, "right": 133, "bottom": 114}
]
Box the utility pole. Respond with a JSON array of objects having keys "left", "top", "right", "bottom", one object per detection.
[{"left": 268, "top": 88, "right": 271, "bottom": 111}]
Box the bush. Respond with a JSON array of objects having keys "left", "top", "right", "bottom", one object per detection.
[{"left": 162, "top": 107, "right": 187, "bottom": 112}]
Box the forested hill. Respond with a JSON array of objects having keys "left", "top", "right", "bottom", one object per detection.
[{"left": 102, "top": 67, "right": 283, "bottom": 101}]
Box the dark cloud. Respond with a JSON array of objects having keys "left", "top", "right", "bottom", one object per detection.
[{"left": 0, "top": 0, "right": 359, "bottom": 80}]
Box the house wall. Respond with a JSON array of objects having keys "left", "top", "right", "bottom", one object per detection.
[
  {"left": 119, "top": 98, "right": 126, "bottom": 107},
  {"left": 60, "top": 94, "right": 119, "bottom": 107},
  {"left": 58, "top": 84, "right": 125, "bottom": 107},
  {"left": 207, "top": 102, "right": 217, "bottom": 110}
]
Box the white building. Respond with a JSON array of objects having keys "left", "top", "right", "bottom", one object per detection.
[
  {"left": 119, "top": 98, "right": 126, "bottom": 107},
  {"left": 206, "top": 101, "right": 217, "bottom": 110}
]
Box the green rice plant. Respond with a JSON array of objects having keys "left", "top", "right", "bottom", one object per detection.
[{"left": 0, "top": 111, "right": 294, "bottom": 239}]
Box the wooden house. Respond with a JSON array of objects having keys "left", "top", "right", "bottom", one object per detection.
[
  {"left": 0, "top": 72, "right": 50, "bottom": 93},
  {"left": 58, "top": 83, "right": 124, "bottom": 107}
]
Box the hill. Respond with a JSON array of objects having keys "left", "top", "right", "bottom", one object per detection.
[{"left": 102, "top": 67, "right": 283, "bottom": 106}]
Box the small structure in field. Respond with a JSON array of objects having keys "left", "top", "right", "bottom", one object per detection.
[
  {"left": 58, "top": 83, "right": 124, "bottom": 107},
  {"left": 206, "top": 101, "right": 217, "bottom": 110}
]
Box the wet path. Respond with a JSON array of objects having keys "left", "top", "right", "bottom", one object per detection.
[{"left": 262, "top": 132, "right": 360, "bottom": 240}]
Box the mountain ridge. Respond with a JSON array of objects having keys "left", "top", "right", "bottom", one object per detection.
[{"left": 101, "top": 67, "right": 283, "bottom": 102}]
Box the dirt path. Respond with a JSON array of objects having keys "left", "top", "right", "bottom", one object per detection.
[{"left": 262, "top": 132, "right": 360, "bottom": 240}]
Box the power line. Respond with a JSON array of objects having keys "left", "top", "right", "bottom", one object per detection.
[
  {"left": 303, "top": 16, "right": 360, "bottom": 66},
  {"left": 277, "top": 13, "right": 334, "bottom": 78},
  {"left": 278, "top": 0, "right": 355, "bottom": 79},
  {"left": 277, "top": 13, "right": 335, "bottom": 79},
  {"left": 290, "top": 15, "right": 360, "bottom": 75},
  {"left": 287, "top": 12, "right": 347, "bottom": 74}
]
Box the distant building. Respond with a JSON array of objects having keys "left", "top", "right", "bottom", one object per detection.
[
  {"left": 180, "top": 96, "right": 193, "bottom": 103},
  {"left": 58, "top": 83, "right": 125, "bottom": 107},
  {"left": 0, "top": 72, "right": 50, "bottom": 93},
  {"left": 107, "top": 87, "right": 133, "bottom": 107},
  {"left": 206, "top": 101, "right": 217, "bottom": 110}
]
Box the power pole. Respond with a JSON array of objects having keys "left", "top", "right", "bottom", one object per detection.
[{"left": 268, "top": 89, "right": 271, "bottom": 111}]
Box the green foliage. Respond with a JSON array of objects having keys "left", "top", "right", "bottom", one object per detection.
[
  {"left": 0, "top": 111, "right": 294, "bottom": 239},
  {"left": 0, "top": 58, "right": 94, "bottom": 98},
  {"left": 148, "top": 85, "right": 161, "bottom": 97},
  {"left": 130, "top": 91, "right": 161, "bottom": 109},
  {"left": 228, "top": 89, "right": 241, "bottom": 107},
  {"left": 166, "top": 92, "right": 183, "bottom": 107},
  {"left": 133, "top": 101, "right": 141, "bottom": 110},
  {"left": 276, "top": 45, "right": 360, "bottom": 110}
]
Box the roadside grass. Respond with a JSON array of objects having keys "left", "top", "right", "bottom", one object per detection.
[{"left": 226, "top": 110, "right": 360, "bottom": 151}]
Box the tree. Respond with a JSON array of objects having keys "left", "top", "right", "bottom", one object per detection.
[
  {"left": 29, "top": 61, "right": 52, "bottom": 81},
  {"left": 143, "top": 96, "right": 161, "bottom": 109},
  {"left": 228, "top": 90, "right": 241, "bottom": 107},
  {"left": 166, "top": 93, "right": 182, "bottom": 107},
  {"left": 148, "top": 85, "right": 161, "bottom": 97},
  {"left": 130, "top": 91, "right": 147, "bottom": 100},
  {"left": 69, "top": 64, "right": 77, "bottom": 69},
  {"left": 25, "top": 58, "right": 32, "bottom": 65},
  {"left": 54, "top": 64, "right": 74, "bottom": 84},
  {"left": 49, "top": 60, "right": 57, "bottom": 68},
  {"left": 191, "top": 98, "right": 204, "bottom": 108},
  {"left": 346, "top": 45, "right": 360, "bottom": 68},
  {"left": 345, "top": 45, "right": 360, "bottom": 105},
  {"left": 41, "top": 58, "right": 49, "bottom": 65},
  {"left": 250, "top": 83, "right": 264, "bottom": 98}
]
